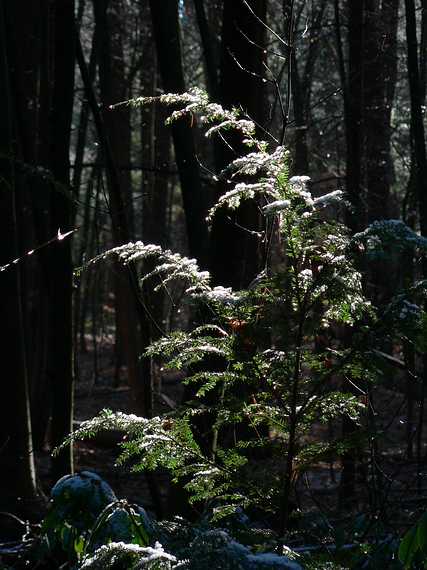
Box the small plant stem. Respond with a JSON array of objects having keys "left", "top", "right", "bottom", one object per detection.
[
  {"left": 416, "top": 359, "right": 426, "bottom": 492},
  {"left": 280, "top": 316, "right": 304, "bottom": 535},
  {"left": 281, "top": 423, "right": 296, "bottom": 535},
  {"left": 211, "top": 380, "right": 226, "bottom": 460},
  {"left": 280, "top": 223, "right": 305, "bottom": 534}
]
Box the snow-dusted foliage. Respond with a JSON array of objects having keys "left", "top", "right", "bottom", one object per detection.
[
  {"left": 80, "top": 541, "right": 176, "bottom": 569},
  {"left": 89, "top": 242, "right": 210, "bottom": 293},
  {"left": 170, "top": 528, "right": 302, "bottom": 569},
  {"left": 50, "top": 471, "right": 117, "bottom": 527},
  {"left": 77, "top": 524, "right": 302, "bottom": 570},
  {"left": 66, "top": 89, "right": 380, "bottom": 532},
  {"left": 353, "top": 218, "right": 427, "bottom": 256},
  {"left": 60, "top": 88, "right": 427, "bottom": 568},
  {"left": 112, "top": 86, "right": 256, "bottom": 143}
]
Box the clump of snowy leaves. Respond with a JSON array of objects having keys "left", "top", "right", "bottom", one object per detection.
[
  {"left": 77, "top": 523, "right": 302, "bottom": 569},
  {"left": 353, "top": 219, "right": 427, "bottom": 258},
  {"left": 76, "top": 511, "right": 303, "bottom": 569},
  {"left": 168, "top": 528, "right": 302, "bottom": 569},
  {"left": 80, "top": 541, "right": 176, "bottom": 569},
  {"left": 112, "top": 86, "right": 255, "bottom": 141},
  {"left": 61, "top": 409, "right": 204, "bottom": 476},
  {"left": 352, "top": 219, "right": 427, "bottom": 352},
  {"left": 89, "top": 243, "right": 210, "bottom": 294}
]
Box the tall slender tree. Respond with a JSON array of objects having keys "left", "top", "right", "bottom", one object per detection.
[
  {"left": 210, "top": 0, "right": 267, "bottom": 289},
  {"left": 364, "top": 0, "right": 399, "bottom": 224},
  {"left": 93, "top": 0, "right": 142, "bottom": 393},
  {"left": 405, "top": 0, "right": 427, "bottom": 481},
  {"left": 291, "top": 0, "right": 327, "bottom": 174},
  {"left": 0, "top": 2, "right": 39, "bottom": 517},
  {"left": 149, "top": 0, "right": 209, "bottom": 269},
  {"left": 48, "top": 0, "right": 76, "bottom": 478},
  {"left": 405, "top": 0, "right": 427, "bottom": 242}
]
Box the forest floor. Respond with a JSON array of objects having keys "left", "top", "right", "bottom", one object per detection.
[
  {"left": 36, "top": 336, "right": 183, "bottom": 516},
  {"left": 35, "top": 336, "right": 427, "bottom": 540}
]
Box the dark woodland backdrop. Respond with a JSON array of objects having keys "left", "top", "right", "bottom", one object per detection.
[{"left": 1, "top": 0, "right": 427, "bottom": 562}]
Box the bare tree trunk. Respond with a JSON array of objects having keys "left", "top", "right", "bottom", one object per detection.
[
  {"left": 27, "top": 2, "right": 54, "bottom": 453},
  {"left": 405, "top": 0, "right": 427, "bottom": 239},
  {"left": 72, "top": 24, "right": 97, "bottom": 215},
  {"left": 0, "top": 2, "right": 39, "bottom": 518},
  {"left": 405, "top": 0, "right": 427, "bottom": 488},
  {"left": 149, "top": 0, "right": 209, "bottom": 269},
  {"left": 193, "top": 0, "right": 220, "bottom": 100},
  {"left": 49, "top": 0, "right": 76, "bottom": 478},
  {"left": 210, "top": 0, "right": 267, "bottom": 289},
  {"left": 76, "top": 30, "right": 153, "bottom": 417},
  {"left": 291, "top": 1, "right": 327, "bottom": 175},
  {"left": 361, "top": 0, "right": 399, "bottom": 315},
  {"left": 365, "top": 0, "right": 398, "bottom": 224},
  {"left": 93, "top": 0, "right": 141, "bottom": 393},
  {"left": 338, "top": 0, "right": 365, "bottom": 504},
  {"left": 344, "top": 0, "right": 365, "bottom": 233}
]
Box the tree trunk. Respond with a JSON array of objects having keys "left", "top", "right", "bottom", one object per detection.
[
  {"left": 210, "top": 0, "right": 267, "bottom": 289},
  {"left": 48, "top": 0, "right": 76, "bottom": 478},
  {"left": 338, "top": 0, "right": 365, "bottom": 504},
  {"left": 363, "top": 0, "right": 399, "bottom": 308},
  {"left": 365, "top": 0, "right": 398, "bottom": 224},
  {"left": 93, "top": 0, "right": 141, "bottom": 393},
  {"left": 149, "top": 0, "right": 209, "bottom": 269},
  {"left": 193, "top": 0, "right": 220, "bottom": 100},
  {"left": 405, "top": 0, "right": 427, "bottom": 241},
  {"left": 405, "top": 0, "right": 427, "bottom": 487},
  {"left": 0, "top": 2, "right": 39, "bottom": 518},
  {"left": 344, "top": 0, "right": 365, "bottom": 233},
  {"left": 76, "top": 30, "right": 152, "bottom": 417}
]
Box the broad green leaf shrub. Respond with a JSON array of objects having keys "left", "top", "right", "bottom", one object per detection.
[
  {"left": 40, "top": 471, "right": 152, "bottom": 567},
  {"left": 38, "top": 472, "right": 301, "bottom": 569},
  {"left": 399, "top": 511, "right": 427, "bottom": 569},
  {"left": 78, "top": 518, "right": 303, "bottom": 569},
  {"left": 47, "top": 471, "right": 116, "bottom": 532}
]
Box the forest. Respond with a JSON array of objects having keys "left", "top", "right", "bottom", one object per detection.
[{"left": 1, "top": 0, "right": 427, "bottom": 568}]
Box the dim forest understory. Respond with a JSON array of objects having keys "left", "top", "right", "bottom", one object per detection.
[{"left": 2, "top": 1, "right": 427, "bottom": 569}]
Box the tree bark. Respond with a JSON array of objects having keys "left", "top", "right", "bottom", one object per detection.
[
  {"left": 344, "top": 0, "right": 365, "bottom": 233},
  {"left": 338, "top": 0, "right": 366, "bottom": 504},
  {"left": 405, "top": 0, "right": 427, "bottom": 241},
  {"left": 365, "top": 0, "right": 398, "bottom": 223},
  {"left": 193, "top": 0, "right": 220, "bottom": 100},
  {"left": 405, "top": 0, "right": 427, "bottom": 486},
  {"left": 0, "top": 2, "right": 39, "bottom": 518},
  {"left": 210, "top": 0, "right": 267, "bottom": 289},
  {"left": 149, "top": 0, "right": 209, "bottom": 269},
  {"left": 76, "top": 30, "right": 153, "bottom": 417},
  {"left": 48, "top": 0, "right": 76, "bottom": 478},
  {"left": 93, "top": 0, "right": 141, "bottom": 391}
]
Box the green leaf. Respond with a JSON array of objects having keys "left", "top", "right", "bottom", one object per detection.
[
  {"left": 399, "top": 524, "right": 418, "bottom": 568},
  {"left": 417, "top": 514, "right": 427, "bottom": 554},
  {"left": 74, "top": 534, "right": 85, "bottom": 558},
  {"left": 128, "top": 507, "right": 150, "bottom": 546}
]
